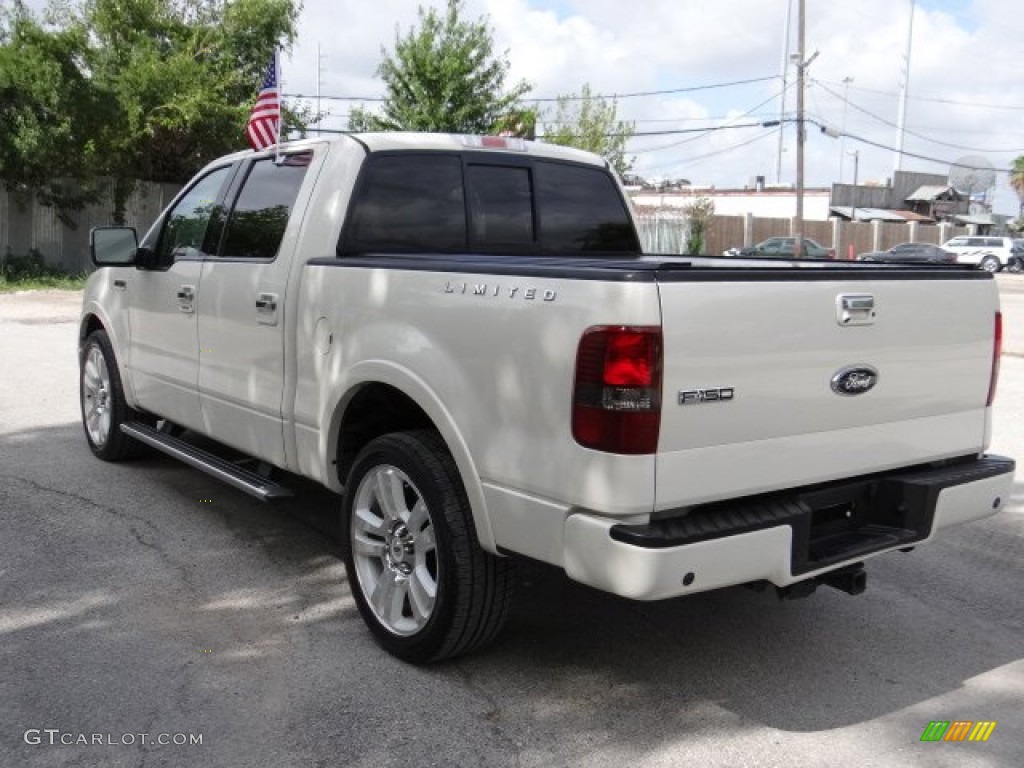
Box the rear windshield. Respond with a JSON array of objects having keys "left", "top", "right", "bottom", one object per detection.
[{"left": 341, "top": 152, "right": 639, "bottom": 255}]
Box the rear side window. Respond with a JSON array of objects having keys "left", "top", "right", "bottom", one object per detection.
[
  {"left": 346, "top": 155, "right": 466, "bottom": 252},
  {"left": 535, "top": 161, "right": 639, "bottom": 252},
  {"left": 342, "top": 153, "right": 637, "bottom": 255},
  {"left": 219, "top": 153, "right": 312, "bottom": 259}
]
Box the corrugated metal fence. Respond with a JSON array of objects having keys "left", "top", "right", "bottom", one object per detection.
[{"left": 1, "top": 180, "right": 181, "bottom": 273}]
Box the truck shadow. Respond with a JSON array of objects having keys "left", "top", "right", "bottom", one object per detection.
[{"left": 3, "top": 421, "right": 1020, "bottom": 756}]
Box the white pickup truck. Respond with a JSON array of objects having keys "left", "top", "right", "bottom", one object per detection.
[{"left": 81, "top": 133, "right": 1014, "bottom": 662}]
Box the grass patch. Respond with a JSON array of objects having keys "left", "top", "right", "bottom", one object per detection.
[{"left": 0, "top": 253, "right": 88, "bottom": 292}]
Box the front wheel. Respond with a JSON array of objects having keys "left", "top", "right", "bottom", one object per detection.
[
  {"left": 1007, "top": 257, "right": 1023, "bottom": 274},
  {"left": 341, "top": 431, "right": 513, "bottom": 663},
  {"left": 80, "top": 329, "right": 151, "bottom": 461},
  {"left": 979, "top": 254, "right": 1001, "bottom": 273}
]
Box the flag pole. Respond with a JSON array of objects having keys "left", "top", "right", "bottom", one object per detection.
[{"left": 275, "top": 46, "right": 282, "bottom": 163}]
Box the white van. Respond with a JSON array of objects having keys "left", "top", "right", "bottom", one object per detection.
[{"left": 941, "top": 236, "right": 1022, "bottom": 272}]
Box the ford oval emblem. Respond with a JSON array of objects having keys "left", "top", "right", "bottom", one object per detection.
[{"left": 831, "top": 366, "right": 878, "bottom": 396}]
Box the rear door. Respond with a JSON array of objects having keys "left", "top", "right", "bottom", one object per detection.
[
  {"left": 195, "top": 150, "right": 318, "bottom": 466},
  {"left": 655, "top": 269, "right": 998, "bottom": 509}
]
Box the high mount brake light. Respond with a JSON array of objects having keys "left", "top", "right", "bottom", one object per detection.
[
  {"left": 455, "top": 135, "right": 527, "bottom": 151},
  {"left": 572, "top": 326, "right": 662, "bottom": 454}
]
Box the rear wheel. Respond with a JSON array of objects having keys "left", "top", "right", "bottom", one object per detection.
[
  {"left": 1007, "top": 257, "right": 1022, "bottom": 274},
  {"left": 979, "top": 254, "right": 1001, "bottom": 273},
  {"left": 341, "top": 430, "right": 513, "bottom": 663},
  {"left": 80, "top": 329, "right": 151, "bottom": 461}
]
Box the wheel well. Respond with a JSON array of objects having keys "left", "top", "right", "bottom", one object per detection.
[
  {"left": 81, "top": 314, "right": 104, "bottom": 344},
  {"left": 336, "top": 383, "right": 434, "bottom": 484}
]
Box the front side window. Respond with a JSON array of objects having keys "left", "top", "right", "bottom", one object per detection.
[
  {"left": 219, "top": 153, "right": 311, "bottom": 259},
  {"left": 157, "top": 166, "right": 232, "bottom": 262}
]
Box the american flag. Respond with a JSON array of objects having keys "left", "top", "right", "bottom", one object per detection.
[{"left": 246, "top": 53, "right": 281, "bottom": 151}]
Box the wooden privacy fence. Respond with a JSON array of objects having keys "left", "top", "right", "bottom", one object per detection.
[
  {"left": 636, "top": 212, "right": 971, "bottom": 258},
  {"left": 2, "top": 181, "right": 977, "bottom": 270},
  {"left": 1, "top": 180, "right": 182, "bottom": 273}
]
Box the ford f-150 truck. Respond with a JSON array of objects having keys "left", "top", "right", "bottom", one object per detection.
[{"left": 80, "top": 133, "right": 1015, "bottom": 662}]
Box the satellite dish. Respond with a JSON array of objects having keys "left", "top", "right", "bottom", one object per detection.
[{"left": 949, "top": 155, "right": 996, "bottom": 202}]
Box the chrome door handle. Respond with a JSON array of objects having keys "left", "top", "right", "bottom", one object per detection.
[
  {"left": 177, "top": 284, "right": 196, "bottom": 313},
  {"left": 255, "top": 292, "right": 279, "bottom": 326},
  {"left": 255, "top": 293, "right": 277, "bottom": 312}
]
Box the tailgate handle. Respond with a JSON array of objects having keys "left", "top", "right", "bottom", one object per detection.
[{"left": 837, "top": 294, "right": 876, "bottom": 326}]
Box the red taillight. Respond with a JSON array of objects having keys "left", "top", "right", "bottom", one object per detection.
[
  {"left": 986, "top": 312, "right": 1002, "bottom": 407},
  {"left": 572, "top": 326, "right": 662, "bottom": 454}
]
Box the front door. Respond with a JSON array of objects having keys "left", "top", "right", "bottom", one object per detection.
[{"left": 127, "top": 165, "right": 234, "bottom": 432}]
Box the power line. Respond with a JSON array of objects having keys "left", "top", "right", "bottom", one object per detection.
[
  {"left": 282, "top": 74, "right": 779, "bottom": 105},
  {"left": 815, "top": 80, "right": 1023, "bottom": 154},
  {"left": 838, "top": 129, "right": 1014, "bottom": 174},
  {"left": 639, "top": 131, "right": 776, "bottom": 175},
  {"left": 814, "top": 77, "right": 1024, "bottom": 111},
  {"left": 628, "top": 84, "right": 794, "bottom": 155},
  {"left": 527, "top": 75, "right": 778, "bottom": 102}
]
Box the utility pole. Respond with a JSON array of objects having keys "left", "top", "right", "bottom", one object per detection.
[
  {"left": 839, "top": 76, "right": 853, "bottom": 183},
  {"left": 316, "top": 43, "right": 328, "bottom": 135},
  {"left": 849, "top": 150, "right": 860, "bottom": 226},
  {"left": 795, "top": 0, "right": 806, "bottom": 258},
  {"left": 775, "top": 0, "right": 793, "bottom": 185},
  {"left": 894, "top": 0, "right": 915, "bottom": 173}
]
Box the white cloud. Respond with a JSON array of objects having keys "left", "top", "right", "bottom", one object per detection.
[{"left": 18, "top": 0, "right": 1024, "bottom": 214}]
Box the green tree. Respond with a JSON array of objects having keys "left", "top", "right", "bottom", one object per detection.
[
  {"left": 0, "top": 9, "right": 104, "bottom": 208},
  {"left": 1010, "top": 155, "right": 1024, "bottom": 217},
  {"left": 349, "top": 0, "right": 530, "bottom": 133},
  {"left": 542, "top": 84, "right": 634, "bottom": 176},
  {"left": 1, "top": 0, "right": 303, "bottom": 217},
  {"left": 682, "top": 196, "right": 714, "bottom": 255}
]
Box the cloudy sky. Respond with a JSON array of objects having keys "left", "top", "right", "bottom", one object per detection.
[{"left": 284, "top": 0, "right": 1024, "bottom": 215}]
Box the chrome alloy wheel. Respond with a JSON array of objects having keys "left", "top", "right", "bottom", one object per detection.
[
  {"left": 81, "top": 346, "right": 113, "bottom": 448},
  {"left": 350, "top": 465, "right": 438, "bottom": 636}
]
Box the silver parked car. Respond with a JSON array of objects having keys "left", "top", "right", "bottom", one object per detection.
[{"left": 857, "top": 243, "right": 957, "bottom": 265}]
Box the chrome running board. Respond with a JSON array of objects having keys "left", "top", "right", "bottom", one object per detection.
[{"left": 121, "top": 422, "right": 293, "bottom": 501}]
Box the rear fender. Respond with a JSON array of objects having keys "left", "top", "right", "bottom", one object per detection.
[{"left": 323, "top": 360, "right": 497, "bottom": 554}]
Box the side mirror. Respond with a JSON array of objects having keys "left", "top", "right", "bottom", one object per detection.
[{"left": 90, "top": 227, "right": 138, "bottom": 267}]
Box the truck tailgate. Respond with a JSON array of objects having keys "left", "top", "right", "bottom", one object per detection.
[{"left": 655, "top": 270, "right": 999, "bottom": 510}]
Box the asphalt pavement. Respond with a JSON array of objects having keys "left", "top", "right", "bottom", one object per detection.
[{"left": 1, "top": 283, "right": 1022, "bottom": 768}]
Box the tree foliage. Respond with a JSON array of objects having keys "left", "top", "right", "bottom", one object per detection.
[
  {"left": 682, "top": 196, "right": 714, "bottom": 255},
  {"left": 542, "top": 84, "right": 634, "bottom": 176},
  {"left": 1010, "top": 155, "right": 1024, "bottom": 217},
  {"left": 0, "top": 0, "right": 302, "bottom": 215},
  {"left": 349, "top": 0, "right": 530, "bottom": 134}
]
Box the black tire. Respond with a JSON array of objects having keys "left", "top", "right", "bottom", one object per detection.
[
  {"left": 1008, "top": 257, "right": 1023, "bottom": 274},
  {"left": 979, "top": 254, "right": 1001, "bottom": 273},
  {"left": 340, "top": 430, "right": 514, "bottom": 663},
  {"left": 79, "top": 329, "right": 151, "bottom": 461}
]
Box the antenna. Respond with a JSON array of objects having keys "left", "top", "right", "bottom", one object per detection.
[{"left": 949, "top": 156, "right": 996, "bottom": 212}]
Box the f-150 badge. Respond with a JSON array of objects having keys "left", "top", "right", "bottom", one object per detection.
[
  {"left": 831, "top": 366, "right": 878, "bottom": 396},
  {"left": 678, "top": 387, "right": 734, "bottom": 405}
]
